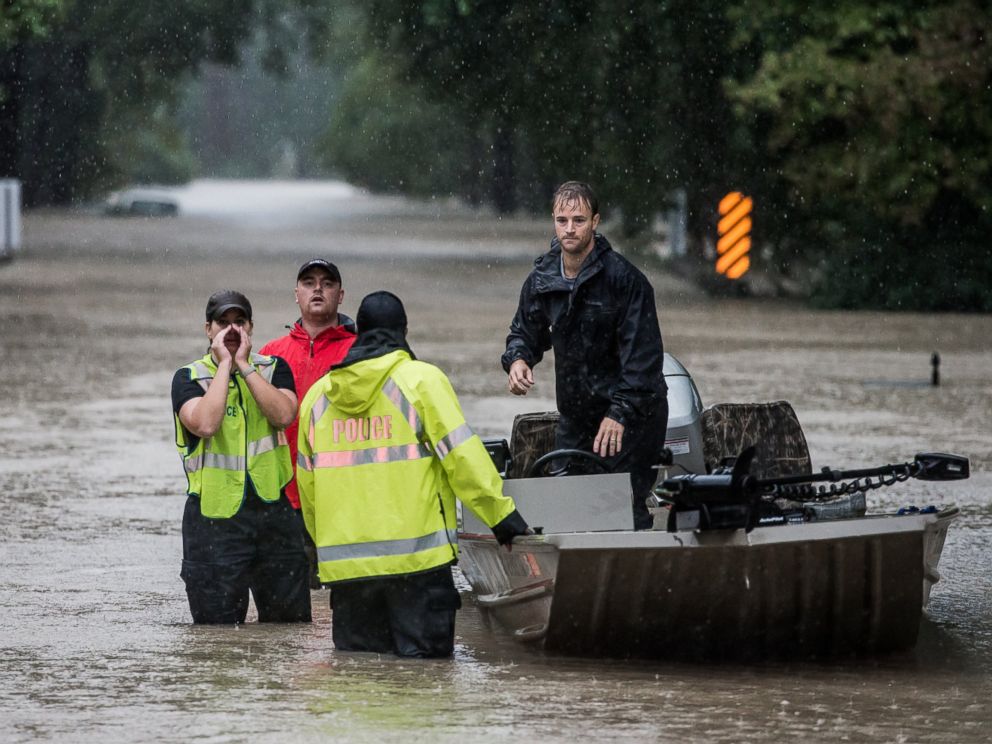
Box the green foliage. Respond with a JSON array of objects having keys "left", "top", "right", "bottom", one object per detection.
[
  {"left": 3, "top": 0, "right": 989, "bottom": 310},
  {"left": 809, "top": 237, "right": 992, "bottom": 313},
  {"left": 728, "top": 0, "right": 992, "bottom": 310},
  {"left": 320, "top": 54, "right": 476, "bottom": 197},
  {"left": 313, "top": 0, "right": 990, "bottom": 309},
  {"left": 107, "top": 105, "right": 197, "bottom": 185},
  {"left": 730, "top": 1, "right": 991, "bottom": 225},
  {"left": 0, "top": 0, "right": 64, "bottom": 49},
  {"left": 0, "top": 0, "right": 324, "bottom": 203},
  {"left": 328, "top": 0, "right": 738, "bottom": 232}
]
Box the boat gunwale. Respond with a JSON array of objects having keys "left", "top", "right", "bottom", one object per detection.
[{"left": 459, "top": 506, "right": 958, "bottom": 552}]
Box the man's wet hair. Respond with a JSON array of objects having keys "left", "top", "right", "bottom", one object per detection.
[{"left": 552, "top": 181, "right": 599, "bottom": 216}]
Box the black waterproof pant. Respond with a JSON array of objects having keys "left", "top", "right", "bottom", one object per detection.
[
  {"left": 330, "top": 566, "right": 462, "bottom": 658},
  {"left": 298, "top": 514, "right": 323, "bottom": 590},
  {"left": 556, "top": 406, "right": 668, "bottom": 530},
  {"left": 181, "top": 493, "right": 312, "bottom": 624}
]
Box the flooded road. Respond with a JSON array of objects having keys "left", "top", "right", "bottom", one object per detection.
[{"left": 2, "top": 180, "right": 990, "bottom": 741}]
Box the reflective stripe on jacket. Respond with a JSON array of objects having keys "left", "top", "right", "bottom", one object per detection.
[
  {"left": 174, "top": 352, "right": 293, "bottom": 519},
  {"left": 296, "top": 349, "right": 517, "bottom": 583}
]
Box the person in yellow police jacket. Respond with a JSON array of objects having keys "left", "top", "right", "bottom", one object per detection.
[{"left": 297, "top": 291, "right": 530, "bottom": 657}]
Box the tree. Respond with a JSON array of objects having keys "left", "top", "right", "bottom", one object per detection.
[
  {"left": 321, "top": 53, "right": 478, "bottom": 196},
  {"left": 0, "top": 1, "right": 64, "bottom": 50},
  {"left": 0, "top": 0, "right": 327, "bottom": 205},
  {"left": 323, "top": 0, "right": 740, "bottom": 246},
  {"left": 178, "top": 35, "right": 341, "bottom": 180},
  {"left": 728, "top": 0, "right": 992, "bottom": 309}
]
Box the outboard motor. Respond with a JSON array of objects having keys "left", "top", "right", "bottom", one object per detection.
[{"left": 662, "top": 354, "right": 706, "bottom": 475}]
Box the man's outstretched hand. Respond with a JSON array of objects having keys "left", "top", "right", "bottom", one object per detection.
[{"left": 507, "top": 359, "right": 535, "bottom": 396}]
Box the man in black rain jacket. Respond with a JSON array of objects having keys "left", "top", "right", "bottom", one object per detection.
[{"left": 501, "top": 181, "right": 668, "bottom": 529}]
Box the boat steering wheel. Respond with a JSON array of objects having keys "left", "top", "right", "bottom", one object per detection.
[{"left": 526, "top": 448, "right": 613, "bottom": 478}]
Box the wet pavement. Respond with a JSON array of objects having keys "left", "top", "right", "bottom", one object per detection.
[{"left": 1, "top": 180, "right": 990, "bottom": 741}]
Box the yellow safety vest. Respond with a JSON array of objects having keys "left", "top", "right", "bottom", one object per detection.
[
  {"left": 174, "top": 353, "right": 292, "bottom": 519},
  {"left": 296, "top": 349, "right": 517, "bottom": 583}
]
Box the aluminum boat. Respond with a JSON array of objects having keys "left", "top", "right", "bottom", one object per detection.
[{"left": 458, "top": 355, "right": 965, "bottom": 659}]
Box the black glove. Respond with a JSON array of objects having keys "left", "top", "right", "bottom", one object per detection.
[{"left": 491, "top": 509, "right": 530, "bottom": 546}]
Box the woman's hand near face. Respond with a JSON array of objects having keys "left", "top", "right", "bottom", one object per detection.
[
  {"left": 233, "top": 325, "right": 252, "bottom": 368},
  {"left": 211, "top": 326, "right": 235, "bottom": 364}
]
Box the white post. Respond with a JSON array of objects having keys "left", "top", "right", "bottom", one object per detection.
[{"left": 0, "top": 179, "right": 22, "bottom": 258}]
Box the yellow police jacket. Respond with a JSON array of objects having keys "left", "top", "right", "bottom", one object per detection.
[
  {"left": 296, "top": 349, "right": 517, "bottom": 583},
  {"left": 174, "top": 353, "right": 292, "bottom": 519}
]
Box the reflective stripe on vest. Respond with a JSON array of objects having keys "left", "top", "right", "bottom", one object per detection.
[
  {"left": 433, "top": 422, "right": 474, "bottom": 461},
  {"left": 191, "top": 362, "right": 212, "bottom": 392},
  {"left": 186, "top": 452, "right": 246, "bottom": 473},
  {"left": 247, "top": 430, "right": 288, "bottom": 457},
  {"left": 313, "top": 443, "right": 432, "bottom": 468},
  {"left": 186, "top": 431, "right": 286, "bottom": 474},
  {"left": 316, "top": 527, "right": 458, "bottom": 563}
]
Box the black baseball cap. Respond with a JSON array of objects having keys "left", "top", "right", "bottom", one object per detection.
[
  {"left": 205, "top": 289, "right": 252, "bottom": 322},
  {"left": 297, "top": 258, "right": 342, "bottom": 283}
]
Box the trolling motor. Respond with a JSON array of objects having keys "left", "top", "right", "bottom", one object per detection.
[{"left": 656, "top": 449, "right": 969, "bottom": 533}]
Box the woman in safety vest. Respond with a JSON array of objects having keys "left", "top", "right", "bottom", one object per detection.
[{"left": 172, "top": 289, "right": 311, "bottom": 624}]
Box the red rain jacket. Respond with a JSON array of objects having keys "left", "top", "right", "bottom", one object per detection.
[{"left": 259, "top": 316, "right": 356, "bottom": 508}]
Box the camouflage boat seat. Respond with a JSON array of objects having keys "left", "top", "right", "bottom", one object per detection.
[
  {"left": 507, "top": 411, "right": 560, "bottom": 479},
  {"left": 506, "top": 401, "right": 811, "bottom": 480},
  {"left": 700, "top": 401, "right": 812, "bottom": 478}
]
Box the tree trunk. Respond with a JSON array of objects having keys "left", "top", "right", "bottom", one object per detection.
[
  {"left": 16, "top": 40, "right": 103, "bottom": 206},
  {"left": 491, "top": 119, "right": 516, "bottom": 213},
  {"left": 464, "top": 128, "right": 484, "bottom": 207},
  {"left": 0, "top": 44, "right": 23, "bottom": 179}
]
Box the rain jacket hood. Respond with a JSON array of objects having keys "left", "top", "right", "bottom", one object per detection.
[
  {"left": 329, "top": 324, "right": 417, "bottom": 414},
  {"left": 329, "top": 348, "right": 410, "bottom": 415}
]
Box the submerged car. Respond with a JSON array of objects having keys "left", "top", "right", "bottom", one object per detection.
[
  {"left": 104, "top": 187, "right": 180, "bottom": 217},
  {"left": 460, "top": 354, "right": 967, "bottom": 660}
]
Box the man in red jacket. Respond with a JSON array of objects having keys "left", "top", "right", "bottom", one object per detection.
[{"left": 260, "top": 259, "right": 357, "bottom": 582}]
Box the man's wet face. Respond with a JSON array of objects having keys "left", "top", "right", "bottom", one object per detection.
[
  {"left": 553, "top": 197, "right": 600, "bottom": 257},
  {"left": 296, "top": 269, "right": 343, "bottom": 319}
]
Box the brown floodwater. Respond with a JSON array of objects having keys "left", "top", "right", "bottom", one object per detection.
[{"left": 1, "top": 182, "right": 990, "bottom": 742}]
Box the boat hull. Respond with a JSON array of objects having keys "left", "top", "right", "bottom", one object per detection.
[{"left": 458, "top": 508, "right": 958, "bottom": 659}]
